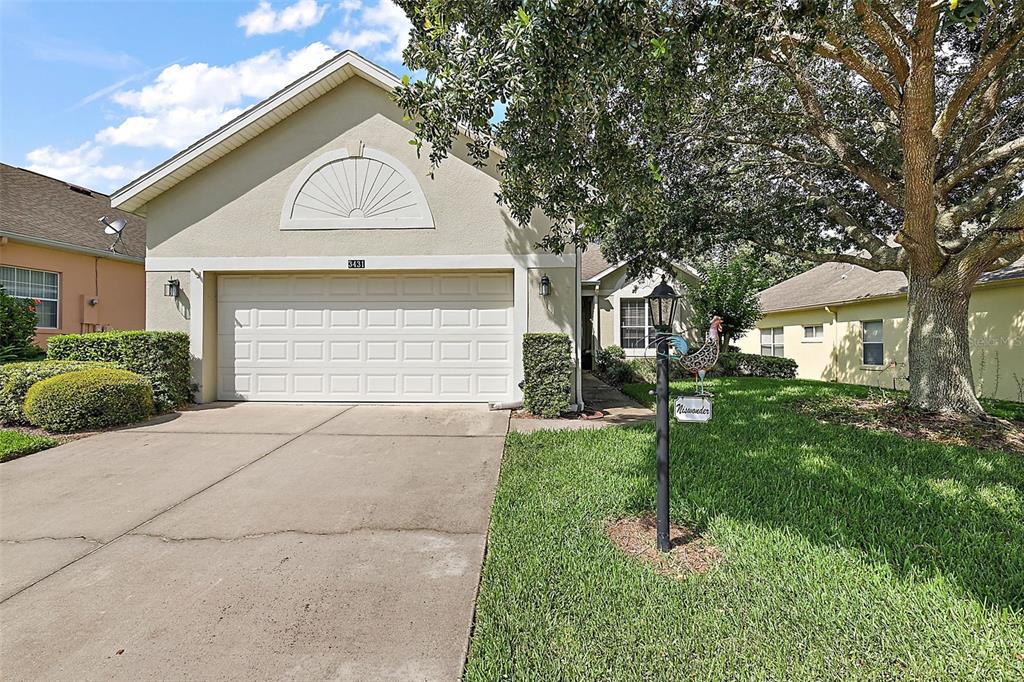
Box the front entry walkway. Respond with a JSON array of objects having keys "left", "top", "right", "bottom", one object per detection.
[{"left": 0, "top": 402, "right": 508, "bottom": 681}]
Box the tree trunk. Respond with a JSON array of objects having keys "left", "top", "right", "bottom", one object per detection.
[{"left": 906, "top": 274, "right": 983, "bottom": 415}]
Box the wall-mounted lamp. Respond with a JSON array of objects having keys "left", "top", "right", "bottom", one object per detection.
[
  {"left": 539, "top": 274, "right": 552, "bottom": 297},
  {"left": 164, "top": 278, "right": 181, "bottom": 298}
]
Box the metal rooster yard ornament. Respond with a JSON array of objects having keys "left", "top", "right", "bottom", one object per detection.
[{"left": 676, "top": 315, "right": 724, "bottom": 395}]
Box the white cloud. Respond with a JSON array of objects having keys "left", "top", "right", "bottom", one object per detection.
[
  {"left": 329, "top": 0, "right": 410, "bottom": 62},
  {"left": 25, "top": 143, "right": 142, "bottom": 188},
  {"left": 238, "top": 0, "right": 328, "bottom": 36},
  {"left": 96, "top": 42, "right": 336, "bottom": 149}
]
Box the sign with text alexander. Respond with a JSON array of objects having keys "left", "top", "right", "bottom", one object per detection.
[{"left": 674, "top": 396, "right": 712, "bottom": 423}]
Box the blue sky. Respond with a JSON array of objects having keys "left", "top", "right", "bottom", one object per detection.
[{"left": 1, "top": 0, "right": 414, "bottom": 193}]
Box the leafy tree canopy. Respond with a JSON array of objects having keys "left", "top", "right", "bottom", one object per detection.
[{"left": 396, "top": 0, "right": 1023, "bottom": 415}]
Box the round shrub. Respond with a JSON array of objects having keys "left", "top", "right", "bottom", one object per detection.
[
  {"left": 23, "top": 368, "right": 153, "bottom": 433},
  {"left": 0, "top": 360, "right": 120, "bottom": 424}
]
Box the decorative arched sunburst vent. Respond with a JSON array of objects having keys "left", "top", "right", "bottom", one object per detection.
[{"left": 280, "top": 147, "right": 434, "bottom": 230}]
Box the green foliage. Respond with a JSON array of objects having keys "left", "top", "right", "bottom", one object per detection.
[
  {"left": 0, "top": 360, "right": 120, "bottom": 424},
  {"left": 711, "top": 352, "right": 798, "bottom": 379},
  {"left": 0, "top": 430, "right": 58, "bottom": 463},
  {"left": 395, "top": 0, "right": 1017, "bottom": 416},
  {"left": 468, "top": 377, "right": 1023, "bottom": 679},
  {"left": 47, "top": 331, "right": 191, "bottom": 411},
  {"left": 23, "top": 368, "right": 153, "bottom": 433},
  {"left": 688, "top": 254, "right": 763, "bottom": 345},
  {"left": 0, "top": 286, "right": 41, "bottom": 361},
  {"left": 522, "top": 333, "right": 573, "bottom": 418},
  {"left": 593, "top": 345, "right": 635, "bottom": 387}
]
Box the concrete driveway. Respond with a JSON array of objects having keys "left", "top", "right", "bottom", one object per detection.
[{"left": 0, "top": 403, "right": 508, "bottom": 681}]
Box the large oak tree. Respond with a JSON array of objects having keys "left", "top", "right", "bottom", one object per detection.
[{"left": 395, "top": 0, "right": 1024, "bottom": 416}]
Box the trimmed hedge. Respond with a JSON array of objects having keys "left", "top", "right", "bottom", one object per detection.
[
  {"left": 710, "top": 352, "right": 798, "bottom": 379},
  {"left": 23, "top": 368, "right": 153, "bottom": 433},
  {"left": 0, "top": 360, "right": 120, "bottom": 424},
  {"left": 47, "top": 331, "right": 190, "bottom": 411},
  {"left": 522, "top": 333, "right": 574, "bottom": 418}
]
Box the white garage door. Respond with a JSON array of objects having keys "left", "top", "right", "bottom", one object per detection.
[{"left": 218, "top": 272, "right": 515, "bottom": 402}]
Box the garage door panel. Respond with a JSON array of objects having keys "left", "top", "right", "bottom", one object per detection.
[{"left": 218, "top": 272, "right": 514, "bottom": 402}]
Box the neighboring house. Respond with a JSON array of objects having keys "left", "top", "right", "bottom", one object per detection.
[
  {"left": 580, "top": 249, "right": 700, "bottom": 367},
  {"left": 0, "top": 164, "right": 146, "bottom": 347},
  {"left": 111, "top": 51, "right": 577, "bottom": 405},
  {"left": 736, "top": 260, "right": 1024, "bottom": 402}
]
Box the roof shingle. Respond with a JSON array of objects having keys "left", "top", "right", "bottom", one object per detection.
[
  {"left": 758, "top": 258, "right": 1024, "bottom": 312},
  {"left": 1, "top": 163, "right": 145, "bottom": 260}
]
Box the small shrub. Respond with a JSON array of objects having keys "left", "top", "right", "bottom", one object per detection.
[
  {"left": 0, "top": 360, "right": 120, "bottom": 424},
  {"left": 710, "top": 352, "right": 798, "bottom": 379},
  {"left": 47, "top": 331, "right": 191, "bottom": 411},
  {"left": 523, "top": 333, "right": 574, "bottom": 418},
  {"left": 23, "top": 368, "right": 153, "bottom": 433},
  {"left": 0, "top": 286, "right": 41, "bottom": 361}
]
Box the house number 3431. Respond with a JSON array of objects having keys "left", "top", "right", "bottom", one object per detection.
[{"left": 347, "top": 259, "right": 365, "bottom": 269}]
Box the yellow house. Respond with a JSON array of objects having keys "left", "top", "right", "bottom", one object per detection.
[{"left": 736, "top": 260, "right": 1024, "bottom": 403}]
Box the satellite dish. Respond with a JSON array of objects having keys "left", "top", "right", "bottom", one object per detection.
[{"left": 98, "top": 216, "right": 128, "bottom": 252}]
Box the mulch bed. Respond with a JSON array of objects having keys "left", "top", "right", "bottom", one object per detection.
[
  {"left": 513, "top": 408, "right": 605, "bottom": 421},
  {"left": 607, "top": 514, "right": 723, "bottom": 579},
  {"left": 793, "top": 396, "right": 1024, "bottom": 455}
]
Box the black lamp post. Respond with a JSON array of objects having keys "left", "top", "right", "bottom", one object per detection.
[{"left": 646, "top": 279, "right": 679, "bottom": 552}]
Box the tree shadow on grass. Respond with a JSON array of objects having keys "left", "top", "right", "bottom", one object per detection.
[{"left": 623, "top": 378, "right": 1024, "bottom": 610}]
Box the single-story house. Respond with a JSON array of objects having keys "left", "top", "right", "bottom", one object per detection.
[
  {"left": 579, "top": 249, "right": 700, "bottom": 367},
  {"left": 0, "top": 164, "right": 146, "bottom": 346},
  {"left": 111, "top": 51, "right": 577, "bottom": 406},
  {"left": 736, "top": 260, "right": 1024, "bottom": 402}
]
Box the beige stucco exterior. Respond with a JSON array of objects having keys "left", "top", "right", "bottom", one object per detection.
[
  {"left": 736, "top": 279, "right": 1024, "bottom": 403},
  {"left": 584, "top": 265, "right": 700, "bottom": 358},
  {"left": 136, "top": 65, "right": 577, "bottom": 404},
  {"left": 1, "top": 238, "right": 145, "bottom": 346}
]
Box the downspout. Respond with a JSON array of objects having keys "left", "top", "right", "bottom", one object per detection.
[{"left": 824, "top": 305, "right": 839, "bottom": 382}]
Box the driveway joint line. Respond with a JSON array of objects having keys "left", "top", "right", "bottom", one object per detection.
[
  {"left": 0, "top": 405, "right": 351, "bottom": 605},
  {"left": 126, "top": 527, "right": 487, "bottom": 542}
]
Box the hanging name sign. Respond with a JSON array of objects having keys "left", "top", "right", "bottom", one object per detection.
[{"left": 674, "top": 395, "right": 712, "bottom": 423}]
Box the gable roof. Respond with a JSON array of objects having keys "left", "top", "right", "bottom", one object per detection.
[
  {"left": 759, "top": 258, "right": 1024, "bottom": 313},
  {"left": 580, "top": 248, "right": 615, "bottom": 281},
  {"left": 110, "top": 51, "right": 404, "bottom": 215},
  {"left": 0, "top": 163, "right": 145, "bottom": 261}
]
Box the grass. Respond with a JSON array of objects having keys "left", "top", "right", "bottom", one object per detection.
[
  {"left": 466, "top": 377, "right": 1024, "bottom": 680},
  {"left": 0, "top": 429, "right": 58, "bottom": 462}
]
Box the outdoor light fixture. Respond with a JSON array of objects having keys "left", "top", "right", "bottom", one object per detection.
[
  {"left": 646, "top": 278, "right": 681, "bottom": 553},
  {"left": 539, "top": 274, "right": 552, "bottom": 296},
  {"left": 164, "top": 278, "right": 180, "bottom": 298},
  {"left": 646, "top": 278, "right": 679, "bottom": 331}
]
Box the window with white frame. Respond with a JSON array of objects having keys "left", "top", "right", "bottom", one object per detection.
[
  {"left": 760, "top": 327, "right": 785, "bottom": 357},
  {"left": 619, "top": 298, "right": 653, "bottom": 350},
  {"left": 862, "top": 320, "right": 884, "bottom": 366},
  {"left": 0, "top": 266, "right": 59, "bottom": 329},
  {"left": 803, "top": 324, "right": 824, "bottom": 342}
]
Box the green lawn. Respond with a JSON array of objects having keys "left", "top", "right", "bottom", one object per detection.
[
  {"left": 466, "top": 377, "right": 1024, "bottom": 680},
  {"left": 0, "top": 430, "right": 58, "bottom": 462}
]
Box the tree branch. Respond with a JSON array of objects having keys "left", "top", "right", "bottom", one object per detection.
[
  {"left": 813, "top": 37, "right": 902, "bottom": 110},
  {"left": 933, "top": 26, "right": 1024, "bottom": 141},
  {"left": 940, "top": 155, "right": 1024, "bottom": 227},
  {"left": 778, "top": 52, "right": 903, "bottom": 207},
  {"left": 939, "top": 199, "right": 1024, "bottom": 285},
  {"left": 939, "top": 136, "right": 1024, "bottom": 194},
  {"left": 870, "top": 1, "right": 913, "bottom": 47},
  {"left": 854, "top": 0, "right": 910, "bottom": 85}
]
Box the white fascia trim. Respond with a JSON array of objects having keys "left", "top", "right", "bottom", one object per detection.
[
  {"left": 1, "top": 231, "right": 143, "bottom": 264},
  {"left": 110, "top": 52, "right": 400, "bottom": 212},
  {"left": 583, "top": 259, "right": 699, "bottom": 285},
  {"left": 145, "top": 254, "right": 574, "bottom": 272}
]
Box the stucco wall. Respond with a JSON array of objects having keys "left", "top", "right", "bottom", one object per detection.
[
  {"left": 144, "top": 77, "right": 552, "bottom": 259},
  {"left": 146, "top": 270, "right": 191, "bottom": 332},
  {"left": 737, "top": 281, "right": 1024, "bottom": 403},
  {"left": 1, "top": 239, "right": 144, "bottom": 346},
  {"left": 591, "top": 265, "right": 699, "bottom": 356}
]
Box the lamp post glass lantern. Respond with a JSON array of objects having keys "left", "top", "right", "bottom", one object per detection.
[{"left": 646, "top": 279, "right": 679, "bottom": 553}]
